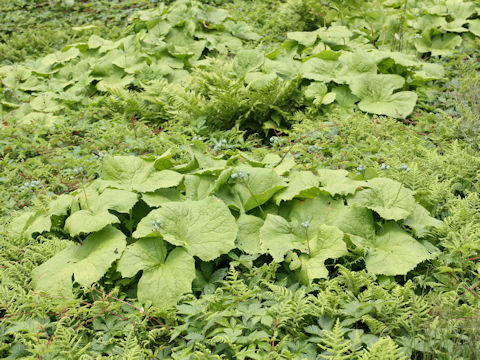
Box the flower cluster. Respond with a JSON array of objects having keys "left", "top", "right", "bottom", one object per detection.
[
  {"left": 152, "top": 219, "right": 161, "bottom": 231},
  {"left": 269, "top": 136, "right": 279, "bottom": 145},
  {"left": 308, "top": 144, "right": 323, "bottom": 153},
  {"left": 73, "top": 166, "right": 84, "bottom": 175},
  {"left": 230, "top": 169, "right": 250, "bottom": 180},
  {"left": 93, "top": 152, "right": 105, "bottom": 160},
  {"left": 380, "top": 163, "right": 391, "bottom": 170},
  {"left": 213, "top": 139, "right": 228, "bottom": 152},
  {"left": 20, "top": 180, "right": 41, "bottom": 190},
  {"left": 356, "top": 164, "right": 366, "bottom": 174},
  {"left": 396, "top": 165, "right": 410, "bottom": 174}
]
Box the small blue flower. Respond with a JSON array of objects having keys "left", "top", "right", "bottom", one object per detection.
[
  {"left": 152, "top": 219, "right": 161, "bottom": 231},
  {"left": 380, "top": 163, "right": 390, "bottom": 170},
  {"left": 356, "top": 165, "right": 366, "bottom": 172},
  {"left": 269, "top": 136, "right": 279, "bottom": 145},
  {"left": 301, "top": 220, "right": 310, "bottom": 229},
  {"left": 231, "top": 173, "right": 238, "bottom": 180}
]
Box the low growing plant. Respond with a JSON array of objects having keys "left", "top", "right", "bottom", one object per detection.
[{"left": 8, "top": 143, "right": 443, "bottom": 309}]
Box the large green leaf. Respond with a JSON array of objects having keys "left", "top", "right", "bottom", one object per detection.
[
  {"left": 274, "top": 171, "right": 320, "bottom": 205},
  {"left": 287, "top": 31, "right": 318, "bottom": 47},
  {"left": 297, "top": 224, "right": 348, "bottom": 285},
  {"left": 316, "top": 26, "right": 352, "bottom": 44},
  {"left": 32, "top": 226, "right": 126, "bottom": 297},
  {"left": 300, "top": 58, "right": 339, "bottom": 82},
  {"left": 7, "top": 211, "right": 51, "bottom": 239},
  {"left": 236, "top": 214, "right": 264, "bottom": 254},
  {"left": 414, "top": 33, "right": 462, "bottom": 56},
  {"left": 218, "top": 167, "right": 287, "bottom": 212},
  {"left": 259, "top": 214, "right": 310, "bottom": 261},
  {"left": 304, "top": 83, "right": 336, "bottom": 106},
  {"left": 365, "top": 223, "right": 430, "bottom": 275},
  {"left": 233, "top": 49, "right": 264, "bottom": 76},
  {"left": 288, "top": 196, "right": 376, "bottom": 241},
  {"left": 100, "top": 156, "right": 183, "bottom": 192},
  {"left": 65, "top": 210, "right": 120, "bottom": 237},
  {"left": 404, "top": 204, "right": 443, "bottom": 237},
  {"left": 468, "top": 20, "right": 480, "bottom": 37},
  {"left": 133, "top": 197, "right": 237, "bottom": 261},
  {"left": 41, "top": 48, "right": 80, "bottom": 66},
  {"left": 64, "top": 189, "right": 138, "bottom": 237},
  {"left": 349, "top": 74, "right": 417, "bottom": 118},
  {"left": 117, "top": 238, "right": 195, "bottom": 308},
  {"left": 336, "top": 51, "right": 378, "bottom": 84},
  {"left": 318, "top": 169, "right": 363, "bottom": 196},
  {"left": 446, "top": 0, "right": 476, "bottom": 20},
  {"left": 184, "top": 169, "right": 231, "bottom": 200},
  {"left": 142, "top": 189, "right": 184, "bottom": 207},
  {"left": 348, "top": 178, "right": 416, "bottom": 221}
]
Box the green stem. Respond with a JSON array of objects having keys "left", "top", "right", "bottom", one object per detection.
[
  {"left": 80, "top": 181, "right": 91, "bottom": 211},
  {"left": 242, "top": 180, "right": 265, "bottom": 217},
  {"left": 392, "top": 181, "right": 403, "bottom": 205},
  {"left": 304, "top": 228, "right": 311, "bottom": 255}
]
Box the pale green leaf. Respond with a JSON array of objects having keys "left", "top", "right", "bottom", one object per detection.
[
  {"left": 142, "top": 189, "right": 184, "bottom": 207},
  {"left": 274, "top": 171, "right": 320, "bottom": 205},
  {"left": 287, "top": 31, "right": 318, "bottom": 47},
  {"left": 133, "top": 197, "right": 237, "bottom": 261},
  {"left": 332, "top": 85, "right": 359, "bottom": 108},
  {"left": 65, "top": 209, "right": 119, "bottom": 237},
  {"left": 184, "top": 169, "right": 231, "bottom": 200},
  {"left": 350, "top": 74, "right": 417, "bottom": 118},
  {"left": 348, "top": 178, "right": 416, "bottom": 221},
  {"left": 468, "top": 19, "right": 480, "bottom": 36},
  {"left": 301, "top": 58, "right": 339, "bottom": 82},
  {"left": 365, "top": 223, "right": 430, "bottom": 275},
  {"left": 318, "top": 169, "right": 363, "bottom": 196},
  {"left": 117, "top": 237, "right": 167, "bottom": 278},
  {"left": 259, "top": 214, "right": 310, "bottom": 261},
  {"left": 236, "top": 214, "right": 264, "bottom": 254},
  {"left": 414, "top": 63, "right": 445, "bottom": 80},
  {"left": 101, "top": 156, "right": 183, "bottom": 192},
  {"left": 415, "top": 33, "right": 462, "bottom": 56},
  {"left": 289, "top": 197, "right": 376, "bottom": 240},
  {"left": 41, "top": 48, "right": 80, "bottom": 66},
  {"left": 64, "top": 189, "right": 138, "bottom": 236},
  {"left": 32, "top": 226, "right": 126, "bottom": 296},
  {"left": 137, "top": 247, "right": 195, "bottom": 309},
  {"left": 218, "top": 166, "right": 287, "bottom": 212},
  {"left": 316, "top": 26, "right": 352, "bottom": 43},
  {"left": 263, "top": 58, "right": 301, "bottom": 79},
  {"left": 297, "top": 224, "right": 347, "bottom": 285},
  {"left": 336, "top": 51, "right": 378, "bottom": 84},
  {"left": 30, "top": 95, "right": 61, "bottom": 113},
  {"left": 404, "top": 204, "right": 443, "bottom": 237},
  {"left": 7, "top": 211, "right": 51, "bottom": 239},
  {"left": 233, "top": 49, "right": 264, "bottom": 76}
]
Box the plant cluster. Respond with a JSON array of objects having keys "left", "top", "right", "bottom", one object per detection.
[
  {"left": 8, "top": 143, "right": 442, "bottom": 311},
  {"left": 1, "top": 0, "right": 480, "bottom": 358}
]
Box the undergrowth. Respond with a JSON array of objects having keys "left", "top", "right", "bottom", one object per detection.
[{"left": 1, "top": 0, "right": 480, "bottom": 359}]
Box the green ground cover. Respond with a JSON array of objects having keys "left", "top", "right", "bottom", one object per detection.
[{"left": 1, "top": 0, "right": 479, "bottom": 358}]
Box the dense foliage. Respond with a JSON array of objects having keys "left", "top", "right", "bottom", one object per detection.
[{"left": 1, "top": 0, "right": 480, "bottom": 359}]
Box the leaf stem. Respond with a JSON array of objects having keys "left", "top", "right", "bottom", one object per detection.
[{"left": 242, "top": 179, "right": 265, "bottom": 217}]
